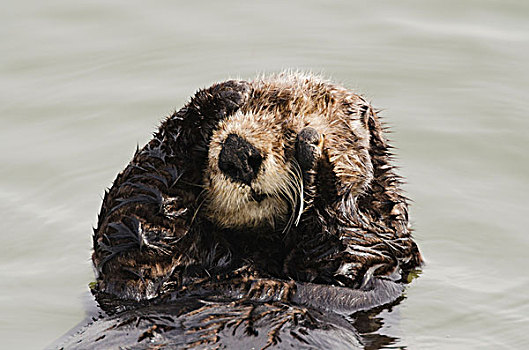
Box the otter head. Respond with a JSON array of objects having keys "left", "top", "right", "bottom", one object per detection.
[{"left": 203, "top": 84, "right": 375, "bottom": 231}]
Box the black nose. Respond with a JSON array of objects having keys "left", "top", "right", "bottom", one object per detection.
[{"left": 218, "top": 134, "right": 263, "bottom": 185}]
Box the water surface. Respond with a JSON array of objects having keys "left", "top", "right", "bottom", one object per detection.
[{"left": 1, "top": 1, "right": 528, "bottom": 348}]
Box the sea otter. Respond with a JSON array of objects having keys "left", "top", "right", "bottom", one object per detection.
[{"left": 70, "top": 72, "right": 422, "bottom": 349}]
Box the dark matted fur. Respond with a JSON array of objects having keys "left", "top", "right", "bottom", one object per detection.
[
  {"left": 92, "top": 73, "right": 421, "bottom": 308},
  {"left": 92, "top": 73, "right": 422, "bottom": 305},
  {"left": 61, "top": 73, "right": 425, "bottom": 349}
]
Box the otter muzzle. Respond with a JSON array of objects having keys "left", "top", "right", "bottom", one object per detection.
[{"left": 218, "top": 133, "right": 263, "bottom": 185}]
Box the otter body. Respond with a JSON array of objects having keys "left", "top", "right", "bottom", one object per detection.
[{"left": 79, "top": 73, "right": 421, "bottom": 348}]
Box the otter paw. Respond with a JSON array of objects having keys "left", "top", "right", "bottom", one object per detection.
[
  {"left": 295, "top": 127, "right": 324, "bottom": 172},
  {"left": 215, "top": 80, "right": 251, "bottom": 111}
]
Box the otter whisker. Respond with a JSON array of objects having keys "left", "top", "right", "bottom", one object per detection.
[
  {"left": 280, "top": 161, "right": 304, "bottom": 234},
  {"left": 180, "top": 180, "right": 207, "bottom": 189},
  {"left": 276, "top": 182, "right": 294, "bottom": 235},
  {"left": 282, "top": 178, "right": 297, "bottom": 233},
  {"left": 291, "top": 159, "right": 304, "bottom": 227},
  {"left": 190, "top": 188, "right": 208, "bottom": 226}
]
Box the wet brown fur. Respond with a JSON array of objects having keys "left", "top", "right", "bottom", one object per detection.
[{"left": 92, "top": 72, "right": 422, "bottom": 303}]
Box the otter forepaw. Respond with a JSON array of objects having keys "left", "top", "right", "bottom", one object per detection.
[
  {"left": 215, "top": 80, "right": 251, "bottom": 111},
  {"left": 295, "top": 127, "right": 324, "bottom": 172}
]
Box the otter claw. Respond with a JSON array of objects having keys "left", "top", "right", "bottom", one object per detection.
[{"left": 295, "top": 127, "right": 324, "bottom": 171}]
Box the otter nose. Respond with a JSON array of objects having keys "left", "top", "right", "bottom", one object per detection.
[{"left": 218, "top": 134, "right": 263, "bottom": 185}]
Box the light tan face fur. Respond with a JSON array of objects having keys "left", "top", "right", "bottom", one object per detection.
[
  {"left": 204, "top": 104, "right": 373, "bottom": 230},
  {"left": 205, "top": 111, "right": 294, "bottom": 229}
]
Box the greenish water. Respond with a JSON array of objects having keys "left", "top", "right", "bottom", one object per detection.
[{"left": 1, "top": 1, "right": 528, "bottom": 348}]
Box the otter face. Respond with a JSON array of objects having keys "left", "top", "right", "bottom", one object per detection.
[
  {"left": 203, "top": 78, "right": 376, "bottom": 231},
  {"left": 204, "top": 108, "right": 374, "bottom": 230},
  {"left": 205, "top": 111, "right": 301, "bottom": 229}
]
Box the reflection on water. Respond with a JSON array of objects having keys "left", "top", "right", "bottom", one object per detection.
[
  {"left": 1, "top": 0, "right": 528, "bottom": 349},
  {"left": 353, "top": 298, "right": 406, "bottom": 350},
  {"left": 56, "top": 292, "right": 409, "bottom": 349}
]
